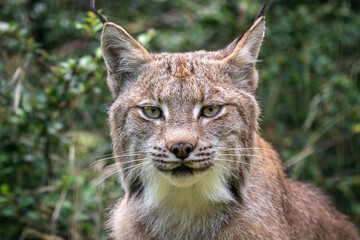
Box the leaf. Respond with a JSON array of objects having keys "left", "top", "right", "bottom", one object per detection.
[
  {"left": 352, "top": 124, "right": 360, "bottom": 133},
  {"left": 1, "top": 184, "right": 10, "bottom": 196}
]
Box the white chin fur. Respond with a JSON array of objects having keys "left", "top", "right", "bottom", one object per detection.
[
  {"left": 141, "top": 162, "right": 235, "bottom": 210},
  {"left": 161, "top": 171, "right": 204, "bottom": 187}
]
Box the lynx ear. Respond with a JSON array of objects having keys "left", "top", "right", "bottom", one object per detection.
[
  {"left": 221, "top": 16, "right": 265, "bottom": 93},
  {"left": 221, "top": 0, "right": 269, "bottom": 93},
  {"left": 101, "top": 22, "right": 153, "bottom": 98}
]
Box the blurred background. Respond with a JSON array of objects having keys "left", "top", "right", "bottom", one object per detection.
[{"left": 0, "top": 0, "right": 359, "bottom": 239}]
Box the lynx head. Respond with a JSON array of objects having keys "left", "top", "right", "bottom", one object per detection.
[{"left": 101, "top": 2, "right": 267, "bottom": 208}]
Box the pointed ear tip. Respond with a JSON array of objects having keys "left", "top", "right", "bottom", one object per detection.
[
  {"left": 254, "top": 16, "right": 266, "bottom": 29},
  {"left": 102, "top": 22, "right": 131, "bottom": 40},
  {"left": 103, "top": 22, "right": 119, "bottom": 31},
  {"left": 102, "top": 22, "right": 115, "bottom": 35},
  {"left": 103, "top": 22, "right": 114, "bottom": 28},
  {"left": 257, "top": 16, "right": 266, "bottom": 22},
  {"left": 103, "top": 22, "right": 128, "bottom": 32},
  {"left": 249, "top": 16, "right": 265, "bottom": 32}
]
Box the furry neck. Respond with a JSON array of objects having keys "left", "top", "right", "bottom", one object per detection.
[{"left": 135, "top": 168, "right": 238, "bottom": 239}]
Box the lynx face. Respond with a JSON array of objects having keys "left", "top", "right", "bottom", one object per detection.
[{"left": 103, "top": 17, "right": 265, "bottom": 204}]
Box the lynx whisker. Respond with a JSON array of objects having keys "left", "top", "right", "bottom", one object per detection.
[
  {"left": 104, "top": 158, "right": 150, "bottom": 169},
  {"left": 217, "top": 154, "right": 270, "bottom": 163},
  {"left": 217, "top": 153, "right": 269, "bottom": 159},
  {"left": 133, "top": 164, "right": 156, "bottom": 181},
  {"left": 216, "top": 147, "right": 275, "bottom": 153},
  {"left": 95, "top": 161, "right": 151, "bottom": 186},
  {"left": 90, "top": 152, "right": 147, "bottom": 166},
  {"left": 92, "top": 150, "right": 148, "bottom": 159},
  {"left": 211, "top": 162, "right": 238, "bottom": 179},
  {"left": 212, "top": 158, "right": 263, "bottom": 172},
  {"left": 91, "top": 153, "right": 113, "bottom": 159}
]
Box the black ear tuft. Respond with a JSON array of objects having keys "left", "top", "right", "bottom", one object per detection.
[
  {"left": 79, "top": 0, "right": 108, "bottom": 24},
  {"left": 255, "top": 0, "right": 270, "bottom": 19}
]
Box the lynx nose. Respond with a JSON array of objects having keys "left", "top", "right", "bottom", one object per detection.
[{"left": 170, "top": 142, "right": 194, "bottom": 160}]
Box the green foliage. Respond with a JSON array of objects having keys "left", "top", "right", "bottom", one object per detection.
[
  {"left": 259, "top": 1, "right": 360, "bottom": 221},
  {"left": 0, "top": 0, "right": 359, "bottom": 239}
]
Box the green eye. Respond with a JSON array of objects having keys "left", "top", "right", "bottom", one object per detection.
[
  {"left": 142, "top": 106, "right": 162, "bottom": 119},
  {"left": 202, "top": 105, "right": 222, "bottom": 117}
]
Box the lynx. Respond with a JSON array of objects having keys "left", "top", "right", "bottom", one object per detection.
[{"left": 89, "top": 0, "right": 360, "bottom": 239}]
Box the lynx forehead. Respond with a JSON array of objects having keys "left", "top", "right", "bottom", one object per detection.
[
  {"left": 174, "top": 59, "right": 191, "bottom": 79},
  {"left": 86, "top": 0, "right": 360, "bottom": 238}
]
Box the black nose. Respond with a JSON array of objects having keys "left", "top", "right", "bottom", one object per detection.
[{"left": 170, "top": 142, "right": 194, "bottom": 160}]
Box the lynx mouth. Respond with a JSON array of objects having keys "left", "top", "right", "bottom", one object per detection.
[
  {"left": 155, "top": 161, "right": 212, "bottom": 177},
  {"left": 171, "top": 164, "right": 194, "bottom": 177}
]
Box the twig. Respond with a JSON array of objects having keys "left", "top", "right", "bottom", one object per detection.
[
  {"left": 13, "top": 75, "right": 22, "bottom": 112},
  {"left": 19, "top": 228, "right": 64, "bottom": 240},
  {"left": 50, "top": 189, "right": 68, "bottom": 233},
  {"left": 11, "top": 55, "right": 31, "bottom": 111}
]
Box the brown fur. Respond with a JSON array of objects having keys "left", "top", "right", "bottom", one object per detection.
[{"left": 99, "top": 3, "right": 360, "bottom": 240}]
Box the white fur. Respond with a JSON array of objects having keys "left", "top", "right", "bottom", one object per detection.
[
  {"left": 193, "top": 102, "right": 202, "bottom": 119},
  {"left": 159, "top": 102, "right": 170, "bottom": 120},
  {"left": 136, "top": 154, "right": 236, "bottom": 239}
]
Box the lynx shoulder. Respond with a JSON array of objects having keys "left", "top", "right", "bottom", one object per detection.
[{"left": 91, "top": 0, "right": 360, "bottom": 239}]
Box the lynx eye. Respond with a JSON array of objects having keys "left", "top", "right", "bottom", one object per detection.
[
  {"left": 142, "top": 106, "right": 162, "bottom": 119},
  {"left": 201, "top": 105, "right": 222, "bottom": 117}
]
